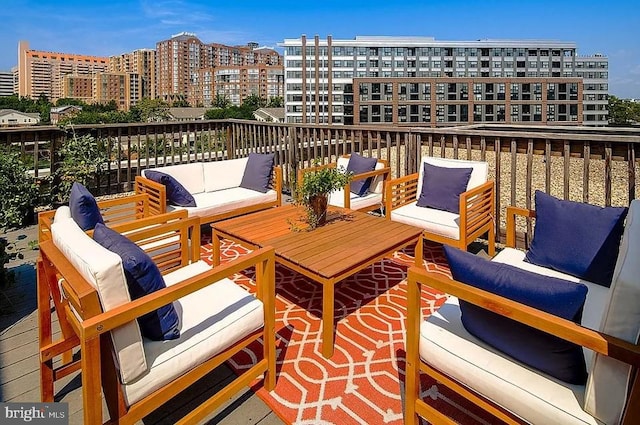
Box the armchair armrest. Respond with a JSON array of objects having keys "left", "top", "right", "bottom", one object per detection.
[
  {"left": 341, "top": 166, "right": 391, "bottom": 209},
  {"left": 384, "top": 173, "right": 419, "bottom": 218},
  {"left": 135, "top": 175, "right": 167, "bottom": 216},
  {"left": 38, "top": 193, "right": 154, "bottom": 242},
  {"left": 459, "top": 181, "right": 495, "bottom": 247},
  {"left": 272, "top": 166, "right": 283, "bottom": 206},
  {"left": 505, "top": 206, "right": 536, "bottom": 248},
  {"left": 96, "top": 193, "right": 150, "bottom": 225},
  {"left": 407, "top": 266, "right": 640, "bottom": 368},
  {"left": 77, "top": 246, "right": 275, "bottom": 340}
]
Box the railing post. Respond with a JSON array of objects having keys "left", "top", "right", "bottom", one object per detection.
[{"left": 226, "top": 124, "right": 234, "bottom": 159}]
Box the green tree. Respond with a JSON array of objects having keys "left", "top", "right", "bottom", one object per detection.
[
  {"left": 608, "top": 95, "right": 640, "bottom": 126},
  {"left": 0, "top": 149, "right": 39, "bottom": 228},
  {"left": 241, "top": 94, "right": 267, "bottom": 111},
  {"left": 212, "top": 94, "right": 231, "bottom": 108},
  {"left": 131, "top": 98, "right": 170, "bottom": 122},
  {"left": 267, "top": 96, "right": 284, "bottom": 108},
  {"left": 172, "top": 99, "right": 190, "bottom": 107}
]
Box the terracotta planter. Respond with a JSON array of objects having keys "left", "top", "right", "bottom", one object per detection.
[{"left": 308, "top": 193, "right": 328, "bottom": 227}]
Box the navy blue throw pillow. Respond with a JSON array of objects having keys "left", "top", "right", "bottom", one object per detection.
[
  {"left": 69, "top": 182, "right": 104, "bottom": 231},
  {"left": 416, "top": 163, "right": 472, "bottom": 214},
  {"left": 526, "top": 191, "right": 628, "bottom": 287},
  {"left": 444, "top": 245, "right": 588, "bottom": 384},
  {"left": 239, "top": 153, "right": 275, "bottom": 193},
  {"left": 144, "top": 170, "right": 196, "bottom": 207},
  {"left": 93, "top": 223, "right": 180, "bottom": 341},
  {"left": 346, "top": 153, "right": 378, "bottom": 196}
]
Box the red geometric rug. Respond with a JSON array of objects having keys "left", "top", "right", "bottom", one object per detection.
[{"left": 201, "top": 239, "right": 497, "bottom": 425}]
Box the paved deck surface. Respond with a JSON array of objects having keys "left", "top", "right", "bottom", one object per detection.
[{"left": 0, "top": 223, "right": 284, "bottom": 424}]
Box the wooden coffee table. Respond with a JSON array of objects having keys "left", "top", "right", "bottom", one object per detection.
[{"left": 211, "top": 204, "right": 424, "bottom": 358}]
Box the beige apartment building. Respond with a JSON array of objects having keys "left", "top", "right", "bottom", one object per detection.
[
  {"left": 156, "top": 32, "right": 284, "bottom": 106},
  {"left": 109, "top": 49, "right": 156, "bottom": 100},
  {"left": 17, "top": 40, "right": 109, "bottom": 101}
]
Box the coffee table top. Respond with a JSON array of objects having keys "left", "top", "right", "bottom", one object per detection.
[{"left": 212, "top": 205, "right": 423, "bottom": 280}]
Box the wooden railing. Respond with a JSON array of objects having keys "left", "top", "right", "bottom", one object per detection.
[{"left": 2, "top": 120, "right": 639, "bottom": 239}]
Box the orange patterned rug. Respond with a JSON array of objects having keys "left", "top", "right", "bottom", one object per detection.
[{"left": 201, "top": 239, "right": 496, "bottom": 425}]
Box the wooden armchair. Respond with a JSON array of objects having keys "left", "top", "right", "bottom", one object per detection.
[
  {"left": 385, "top": 157, "right": 495, "bottom": 256},
  {"left": 297, "top": 154, "right": 390, "bottom": 213},
  {"left": 38, "top": 212, "right": 277, "bottom": 424},
  {"left": 405, "top": 200, "right": 640, "bottom": 424}
]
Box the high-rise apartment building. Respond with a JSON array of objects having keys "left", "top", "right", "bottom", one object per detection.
[
  {"left": 109, "top": 49, "right": 156, "bottom": 101},
  {"left": 281, "top": 36, "right": 609, "bottom": 126},
  {"left": 156, "top": 32, "right": 284, "bottom": 106},
  {"left": 62, "top": 71, "right": 137, "bottom": 110},
  {"left": 0, "top": 71, "right": 14, "bottom": 96},
  {"left": 17, "top": 40, "right": 109, "bottom": 101}
]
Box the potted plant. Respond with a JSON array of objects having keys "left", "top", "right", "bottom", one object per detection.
[
  {"left": 0, "top": 149, "right": 39, "bottom": 228},
  {"left": 295, "top": 161, "right": 352, "bottom": 229}
]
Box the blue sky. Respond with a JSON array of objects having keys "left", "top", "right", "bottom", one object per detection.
[{"left": 2, "top": 0, "right": 639, "bottom": 97}]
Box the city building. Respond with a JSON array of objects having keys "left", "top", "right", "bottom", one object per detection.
[
  {"left": 281, "top": 36, "right": 609, "bottom": 126},
  {"left": 17, "top": 40, "right": 109, "bottom": 101},
  {"left": 109, "top": 49, "right": 156, "bottom": 101},
  {"left": 50, "top": 105, "right": 82, "bottom": 124},
  {"left": 0, "top": 70, "right": 15, "bottom": 96},
  {"left": 156, "top": 32, "right": 284, "bottom": 106},
  {"left": 0, "top": 109, "right": 40, "bottom": 127},
  {"left": 254, "top": 107, "right": 285, "bottom": 122}
]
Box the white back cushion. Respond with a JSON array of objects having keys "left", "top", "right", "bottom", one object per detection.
[
  {"left": 203, "top": 157, "right": 249, "bottom": 192},
  {"left": 416, "top": 157, "right": 489, "bottom": 200},
  {"left": 584, "top": 200, "right": 640, "bottom": 424},
  {"left": 53, "top": 205, "right": 72, "bottom": 223},
  {"left": 143, "top": 162, "right": 205, "bottom": 194},
  {"left": 51, "top": 218, "right": 147, "bottom": 384},
  {"left": 336, "top": 155, "right": 386, "bottom": 194}
]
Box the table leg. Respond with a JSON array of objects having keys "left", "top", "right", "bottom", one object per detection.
[
  {"left": 322, "top": 281, "right": 335, "bottom": 358},
  {"left": 414, "top": 236, "right": 424, "bottom": 268},
  {"left": 212, "top": 230, "right": 222, "bottom": 267}
]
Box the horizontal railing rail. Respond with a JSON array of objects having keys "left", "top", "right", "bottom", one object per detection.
[{"left": 2, "top": 120, "right": 639, "bottom": 242}]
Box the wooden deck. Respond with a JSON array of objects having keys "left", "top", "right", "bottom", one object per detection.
[{"left": 0, "top": 224, "right": 283, "bottom": 425}]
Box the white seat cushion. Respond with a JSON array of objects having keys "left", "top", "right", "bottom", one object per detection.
[
  {"left": 168, "top": 187, "right": 277, "bottom": 219},
  {"left": 492, "top": 247, "right": 610, "bottom": 369},
  {"left": 51, "top": 216, "right": 147, "bottom": 384},
  {"left": 391, "top": 201, "right": 460, "bottom": 240},
  {"left": 416, "top": 157, "right": 488, "bottom": 201},
  {"left": 585, "top": 200, "right": 640, "bottom": 424},
  {"left": 202, "top": 157, "right": 249, "bottom": 192},
  {"left": 123, "top": 260, "right": 265, "bottom": 405},
  {"left": 420, "top": 298, "right": 601, "bottom": 425},
  {"left": 143, "top": 163, "right": 205, "bottom": 195},
  {"left": 328, "top": 189, "right": 382, "bottom": 211}
]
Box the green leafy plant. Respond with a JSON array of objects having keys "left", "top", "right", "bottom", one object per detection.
[
  {"left": 49, "top": 131, "right": 108, "bottom": 204},
  {"left": 293, "top": 160, "right": 352, "bottom": 229},
  {"left": 0, "top": 149, "right": 39, "bottom": 229}
]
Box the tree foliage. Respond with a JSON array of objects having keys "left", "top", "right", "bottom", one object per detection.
[
  {"left": 0, "top": 149, "right": 39, "bottom": 229},
  {"left": 608, "top": 96, "right": 640, "bottom": 126}
]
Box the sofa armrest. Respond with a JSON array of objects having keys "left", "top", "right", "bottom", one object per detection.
[
  {"left": 135, "top": 175, "right": 167, "bottom": 215},
  {"left": 407, "top": 266, "right": 640, "bottom": 368},
  {"left": 505, "top": 206, "right": 536, "bottom": 248},
  {"left": 384, "top": 173, "right": 419, "bottom": 218}
]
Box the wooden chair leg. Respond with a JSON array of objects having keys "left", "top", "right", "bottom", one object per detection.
[{"left": 37, "top": 259, "right": 54, "bottom": 402}]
